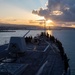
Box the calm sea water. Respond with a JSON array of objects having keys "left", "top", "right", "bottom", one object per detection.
[{"left": 0, "top": 30, "right": 75, "bottom": 75}]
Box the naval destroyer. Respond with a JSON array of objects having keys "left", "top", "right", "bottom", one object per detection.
[{"left": 0, "top": 31, "right": 70, "bottom": 75}]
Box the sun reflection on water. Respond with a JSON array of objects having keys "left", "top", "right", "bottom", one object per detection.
[{"left": 46, "top": 30, "right": 52, "bottom": 35}]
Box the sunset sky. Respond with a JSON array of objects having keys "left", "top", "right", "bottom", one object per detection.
[
  {"left": 0, "top": 0, "right": 46, "bottom": 25},
  {"left": 0, "top": 0, "right": 75, "bottom": 27}
]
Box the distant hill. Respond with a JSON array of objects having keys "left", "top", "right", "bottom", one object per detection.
[{"left": 0, "top": 23, "right": 75, "bottom": 30}]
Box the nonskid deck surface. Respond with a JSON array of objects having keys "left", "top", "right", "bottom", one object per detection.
[
  {"left": 20, "top": 44, "right": 64, "bottom": 75},
  {"left": 26, "top": 39, "right": 48, "bottom": 52},
  {"left": 15, "top": 39, "right": 65, "bottom": 75},
  {"left": 0, "top": 33, "right": 67, "bottom": 75}
]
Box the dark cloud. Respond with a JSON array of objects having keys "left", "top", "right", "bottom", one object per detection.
[{"left": 32, "top": 0, "right": 75, "bottom": 22}]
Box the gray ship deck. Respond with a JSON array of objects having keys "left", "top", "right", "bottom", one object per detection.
[
  {"left": 16, "top": 39, "right": 65, "bottom": 75},
  {"left": 0, "top": 35, "right": 67, "bottom": 75}
]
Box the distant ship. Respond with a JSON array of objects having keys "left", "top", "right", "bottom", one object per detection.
[{"left": 0, "top": 31, "right": 70, "bottom": 75}]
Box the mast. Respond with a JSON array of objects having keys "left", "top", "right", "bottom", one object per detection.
[
  {"left": 36, "top": 18, "right": 46, "bottom": 33},
  {"left": 44, "top": 19, "right": 46, "bottom": 33}
]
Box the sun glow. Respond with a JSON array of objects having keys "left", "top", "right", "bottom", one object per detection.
[
  {"left": 46, "top": 20, "right": 54, "bottom": 26},
  {"left": 46, "top": 20, "right": 53, "bottom": 23},
  {"left": 46, "top": 30, "right": 52, "bottom": 35}
]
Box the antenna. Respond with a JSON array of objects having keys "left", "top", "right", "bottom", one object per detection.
[
  {"left": 36, "top": 18, "right": 46, "bottom": 33},
  {"left": 44, "top": 19, "right": 46, "bottom": 33}
]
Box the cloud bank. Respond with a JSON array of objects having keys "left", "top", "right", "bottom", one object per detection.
[{"left": 32, "top": 0, "right": 75, "bottom": 22}]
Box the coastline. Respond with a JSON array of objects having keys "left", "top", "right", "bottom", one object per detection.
[{"left": 0, "top": 30, "right": 15, "bottom": 32}]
